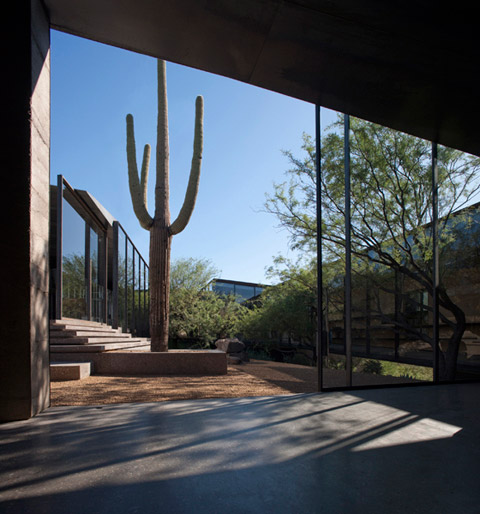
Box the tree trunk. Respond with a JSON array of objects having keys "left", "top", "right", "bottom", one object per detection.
[
  {"left": 438, "top": 302, "right": 466, "bottom": 381},
  {"left": 149, "top": 223, "right": 171, "bottom": 352}
]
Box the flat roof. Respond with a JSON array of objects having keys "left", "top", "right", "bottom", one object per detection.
[{"left": 44, "top": 0, "right": 480, "bottom": 156}]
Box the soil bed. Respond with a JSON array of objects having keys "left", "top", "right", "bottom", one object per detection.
[{"left": 50, "top": 359, "right": 414, "bottom": 406}]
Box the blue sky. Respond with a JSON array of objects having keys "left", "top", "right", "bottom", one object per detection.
[{"left": 51, "top": 30, "right": 337, "bottom": 284}]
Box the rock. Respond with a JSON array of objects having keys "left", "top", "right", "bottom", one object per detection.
[
  {"left": 215, "top": 338, "right": 245, "bottom": 354},
  {"left": 215, "top": 338, "right": 249, "bottom": 362}
]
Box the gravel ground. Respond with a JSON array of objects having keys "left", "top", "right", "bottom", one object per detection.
[{"left": 50, "top": 359, "right": 417, "bottom": 407}]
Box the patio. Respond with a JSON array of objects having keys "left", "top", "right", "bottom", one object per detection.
[{"left": 1, "top": 382, "right": 479, "bottom": 513}]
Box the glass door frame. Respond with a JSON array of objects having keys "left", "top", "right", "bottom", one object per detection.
[{"left": 55, "top": 174, "right": 108, "bottom": 323}]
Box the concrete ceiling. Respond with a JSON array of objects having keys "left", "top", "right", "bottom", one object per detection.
[{"left": 44, "top": 0, "right": 480, "bottom": 156}]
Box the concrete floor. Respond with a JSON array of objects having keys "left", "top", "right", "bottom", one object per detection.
[{"left": 1, "top": 384, "right": 479, "bottom": 514}]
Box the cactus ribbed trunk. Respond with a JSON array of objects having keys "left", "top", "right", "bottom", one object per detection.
[
  {"left": 126, "top": 58, "right": 203, "bottom": 352},
  {"left": 149, "top": 59, "right": 171, "bottom": 352},
  {"left": 149, "top": 226, "right": 171, "bottom": 352}
]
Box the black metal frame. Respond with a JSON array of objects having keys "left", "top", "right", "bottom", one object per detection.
[
  {"left": 55, "top": 175, "right": 108, "bottom": 322},
  {"left": 315, "top": 111, "right": 478, "bottom": 391},
  {"left": 55, "top": 176, "right": 149, "bottom": 336},
  {"left": 111, "top": 221, "right": 149, "bottom": 336}
]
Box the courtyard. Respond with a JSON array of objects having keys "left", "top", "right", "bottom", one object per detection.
[{"left": 2, "top": 382, "right": 479, "bottom": 513}]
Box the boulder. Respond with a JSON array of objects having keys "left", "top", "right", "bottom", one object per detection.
[
  {"left": 215, "top": 338, "right": 249, "bottom": 363},
  {"left": 215, "top": 338, "right": 245, "bottom": 353}
]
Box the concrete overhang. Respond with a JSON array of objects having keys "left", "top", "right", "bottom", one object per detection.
[{"left": 44, "top": 0, "right": 479, "bottom": 156}]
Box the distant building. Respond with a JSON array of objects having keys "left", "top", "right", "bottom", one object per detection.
[{"left": 209, "top": 278, "right": 266, "bottom": 303}]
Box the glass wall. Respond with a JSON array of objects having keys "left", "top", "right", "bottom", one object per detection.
[
  {"left": 59, "top": 181, "right": 108, "bottom": 323},
  {"left": 90, "top": 227, "right": 106, "bottom": 322},
  {"left": 212, "top": 280, "right": 264, "bottom": 302},
  {"left": 320, "top": 110, "right": 347, "bottom": 388},
  {"left": 319, "top": 112, "right": 445, "bottom": 389},
  {"left": 54, "top": 176, "right": 149, "bottom": 335},
  {"left": 61, "top": 190, "right": 87, "bottom": 320},
  {"left": 437, "top": 145, "right": 480, "bottom": 381}
]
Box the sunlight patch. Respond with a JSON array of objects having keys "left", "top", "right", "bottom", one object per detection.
[{"left": 351, "top": 417, "right": 462, "bottom": 452}]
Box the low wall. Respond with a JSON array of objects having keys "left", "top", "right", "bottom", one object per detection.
[{"left": 51, "top": 350, "right": 227, "bottom": 376}]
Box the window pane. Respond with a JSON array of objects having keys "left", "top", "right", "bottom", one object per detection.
[
  {"left": 62, "top": 194, "right": 86, "bottom": 320},
  {"left": 438, "top": 145, "right": 480, "bottom": 381},
  {"left": 234, "top": 284, "right": 255, "bottom": 301},
  {"left": 213, "top": 281, "right": 235, "bottom": 296}
]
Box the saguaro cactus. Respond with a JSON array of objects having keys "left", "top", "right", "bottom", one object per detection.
[{"left": 126, "top": 59, "right": 203, "bottom": 352}]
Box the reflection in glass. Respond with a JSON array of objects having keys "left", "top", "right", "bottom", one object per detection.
[
  {"left": 62, "top": 196, "right": 87, "bottom": 319},
  {"left": 213, "top": 282, "right": 235, "bottom": 296},
  {"left": 438, "top": 145, "right": 480, "bottom": 381},
  {"left": 234, "top": 285, "right": 256, "bottom": 301},
  {"left": 321, "top": 115, "right": 347, "bottom": 389},
  {"left": 321, "top": 116, "right": 438, "bottom": 387},
  {"left": 90, "top": 227, "right": 105, "bottom": 323}
]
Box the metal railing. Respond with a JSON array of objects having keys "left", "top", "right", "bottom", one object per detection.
[{"left": 112, "top": 221, "right": 150, "bottom": 337}]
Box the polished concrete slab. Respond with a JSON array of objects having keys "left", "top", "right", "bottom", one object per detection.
[{"left": 1, "top": 383, "right": 479, "bottom": 513}]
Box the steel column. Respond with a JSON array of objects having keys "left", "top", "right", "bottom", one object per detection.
[
  {"left": 344, "top": 114, "right": 352, "bottom": 387},
  {"left": 85, "top": 224, "right": 91, "bottom": 320},
  {"left": 315, "top": 104, "right": 323, "bottom": 391},
  {"left": 103, "top": 235, "right": 108, "bottom": 324},
  {"left": 432, "top": 142, "right": 440, "bottom": 382},
  {"left": 55, "top": 175, "right": 64, "bottom": 320}
]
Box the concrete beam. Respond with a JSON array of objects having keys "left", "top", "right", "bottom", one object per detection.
[{"left": 44, "top": 0, "right": 480, "bottom": 156}]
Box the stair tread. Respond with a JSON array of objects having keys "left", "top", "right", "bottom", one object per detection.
[
  {"left": 50, "top": 331, "right": 130, "bottom": 338},
  {"left": 51, "top": 342, "right": 151, "bottom": 352},
  {"left": 50, "top": 318, "right": 149, "bottom": 353},
  {"left": 50, "top": 337, "right": 145, "bottom": 344},
  {"left": 51, "top": 324, "right": 122, "bottom": 332}
]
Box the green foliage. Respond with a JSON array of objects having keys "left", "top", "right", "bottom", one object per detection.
[
  {"left": 170, "top": 257, "right": 219, "bottom": 292},
  {"left": 267, "top": 118, "right": 480, "bottom": 264},
  {"left": 323, "top": 357, "right": 433, "bottom": 381},
  {"left": 264, "top": 115, "right": 480, "bottom": 379},
  {"left": 361, "top": 359, "right": 383, "bottom": 375},
  {"left": 62, "top": 253, "right": 86, "bottom": 319},
  {"left": 351, "top": 358, "right": 433, "bottom": 381},
  {"left": 239, "top": 256, "right": 317, "bottom": 347},
  {"left": 169, "top": 258, "right": 247, "bottom": 347}
]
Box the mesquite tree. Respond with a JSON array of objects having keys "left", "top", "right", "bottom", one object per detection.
[
  {"left": 126, "top": 59, "right": 203, "bottom": 352},
  {"left": 266, "top": 116, "right": 480, "bottom": 380}
]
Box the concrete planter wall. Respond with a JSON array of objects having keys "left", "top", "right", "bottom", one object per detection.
[{"left": 52, "top": 350, "right": 228, "bottom": 376}]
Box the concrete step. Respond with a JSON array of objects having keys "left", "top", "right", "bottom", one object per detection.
[
  {"left": 50, "top": 361, "right": 91, "bottom": 380},
  {"left": 50, "top": 324, "right": 123, "bottom": 333},
  {"left": 50, "top": 330, "right": 130, "bottom": 339},
  {"left": 51, "top": 317, "right": 111, "bottom": 328},
  {"left": 50, "top": 341, "right": 151, "bottom": 352},
  {"left": 50, "top": 337, "right": 142, "bottom": 345}
]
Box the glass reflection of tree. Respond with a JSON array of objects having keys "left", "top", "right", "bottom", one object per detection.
[
  {"left": 62, "top": 253, "right": 86, "bottom": 319},
  {"left": 266, "top": 117, "right": 480, "bottom": 380}
]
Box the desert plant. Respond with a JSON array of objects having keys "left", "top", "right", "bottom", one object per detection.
[{"left": 126, "top": 59, "right": 204, "bottom": 351}]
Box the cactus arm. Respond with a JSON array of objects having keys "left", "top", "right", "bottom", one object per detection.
[
  {"left": 170, "top": 95, "right": 204, "bottom": 236},
  {"left": 140, "top": 143, "right": 150, "bottom": 210},
  {"left": 126, "top": 113, "right": 154, "bottom": 230}
]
